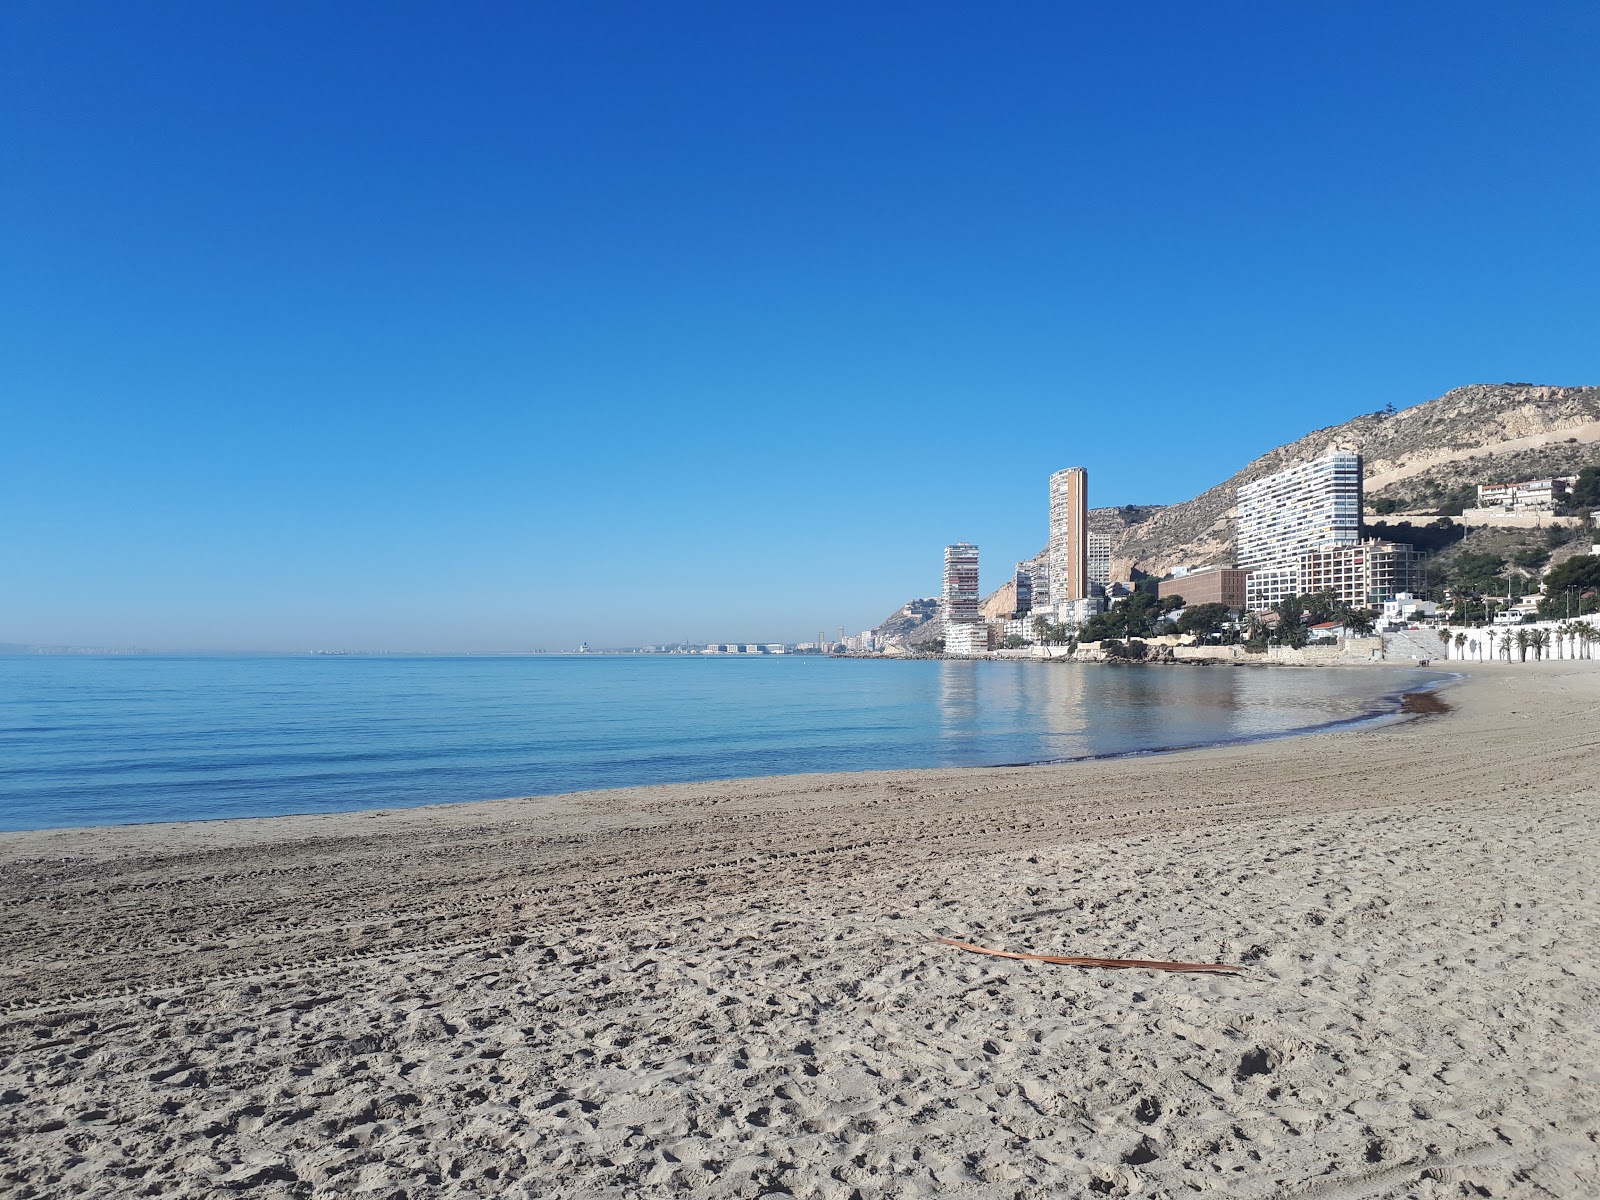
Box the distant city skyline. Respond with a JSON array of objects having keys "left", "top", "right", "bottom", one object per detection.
[{"left": 4, "top": 5, "right": 1597, "bottom": 649}]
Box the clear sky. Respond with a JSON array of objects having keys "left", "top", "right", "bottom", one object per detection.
[{"left": 4, "top": 2, "right": 1597, "bottom": 650}]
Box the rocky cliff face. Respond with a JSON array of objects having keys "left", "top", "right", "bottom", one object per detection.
[
  {"left": 1105, "top": 383, "right": 1600, "bottom": 578},
  {"left": 871, "top": 597, "right": 943, "bottom": 650}
]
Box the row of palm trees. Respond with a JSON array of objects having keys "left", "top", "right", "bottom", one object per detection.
[{"left": 1436, "top": 622, "right": 1600, "bottom": 661}]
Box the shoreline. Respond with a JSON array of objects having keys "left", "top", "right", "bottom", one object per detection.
[
  {"left": 1002, "top": 670, "right": 1460, "bottom": 770},
  {"left": 0, "top": 661, "right": 1457, "bottom": 840},
  {"left": 3, "top": 664, "right": 1597, "bottom": 1197}
]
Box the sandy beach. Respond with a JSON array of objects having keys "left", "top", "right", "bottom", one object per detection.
[{"left": 3, "top": 663, "right": 1598, "bottom": 1198}]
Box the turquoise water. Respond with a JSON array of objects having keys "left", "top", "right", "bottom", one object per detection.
[{"left": 0, "top": 655, "right": 1446, "bottom": 832}]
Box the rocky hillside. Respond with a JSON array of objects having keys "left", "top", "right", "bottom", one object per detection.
[
  {"left": 1104, "top": 383, "right": 1600, "bottom": 577},
  {"left": 870, "top": 597, "right": 943, "bottom": 650}
]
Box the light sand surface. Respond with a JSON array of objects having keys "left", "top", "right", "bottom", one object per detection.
[{"left": 2, "top": 664, "right": 1598, "bottom": 1198}]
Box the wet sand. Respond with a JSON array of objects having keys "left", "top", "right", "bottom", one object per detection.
[{"left": 2, "top": 662, "right": 1597, "bottom": 1198}]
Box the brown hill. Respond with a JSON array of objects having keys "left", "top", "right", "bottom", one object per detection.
[{"left": 1097, "top": 383, "right": 1599, "bottom": 579}]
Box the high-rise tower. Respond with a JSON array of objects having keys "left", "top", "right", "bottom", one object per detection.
[
  {"left": 1047, "top": 467, "right": 1089, "bottom": 605},
  {"left": 942, "top": 542, "right": 985, "bottom": 655},
  {"left": 942, "top": 542, "right": 981, "bottom": 624},
  {"left": 1236, "top": 451, "right": 1362, "bottom": 569}
]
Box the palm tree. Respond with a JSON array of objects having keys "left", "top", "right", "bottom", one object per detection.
[
  {"left": 1558, "top": 623, "right": 1577, "bottom": 660},
  {"left": 1436, "top": 628, "right": 1452, "bottom": 654},
  {"left": 1343, "top": 607, "right": 1377, "bottom": 638},
  {"left": 1484, "top": 629, "right": 1496, "bottom": 662},
  {"left": 1453, "top": 632, "right": 1467, "bottom": 659},
  {"left": 1513, "top": 629, "right": 1528, "bottom": 661}
]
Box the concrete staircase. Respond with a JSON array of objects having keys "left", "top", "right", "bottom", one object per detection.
[{"left": 1383, "top": 628, "right": 1451, "bottom": 662}]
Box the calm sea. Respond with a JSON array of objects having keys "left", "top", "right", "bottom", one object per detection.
[{"left": 0, "top": 655, "right": 1447, "bottom": 832}]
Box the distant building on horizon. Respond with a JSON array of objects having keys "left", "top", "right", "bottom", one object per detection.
[{"left": 1047, "top": 467, "right": 1089, "bottom": 605}]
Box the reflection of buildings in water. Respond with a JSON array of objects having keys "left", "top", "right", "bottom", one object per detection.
[
  {"left": 937, "top": 661, "right": 1095, "bottom": 759},
  {"left": 1156, "top": 668, "right": 1243, "bottom": 716},
  {"left": 1029, "top": 664, "right": 1090, "bottom": 749},
  {"left": 937, "top": 659, "right": 980, "bottom": 735},
  {"left": 1062, "top": 666, "right": 1248, "bottom": 758},
  {"left": 938, "top": 662, "right": 1386, "bottom": 763}
]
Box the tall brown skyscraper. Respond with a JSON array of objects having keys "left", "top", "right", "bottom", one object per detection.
[{"left": 1047, "top": 467, "right": 1088, "bottom": 604}]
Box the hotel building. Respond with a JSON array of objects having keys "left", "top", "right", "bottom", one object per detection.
[
  {"left": 1236, "top": 451, "right": 1363, "bottom": 570},
  {"left": 1047, "top": 467, "right": 1089, "bottom": 605}
]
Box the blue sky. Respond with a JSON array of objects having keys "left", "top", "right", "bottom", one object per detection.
[{"left": 4, "top": 2, "right": 1597, "bottom": 650}]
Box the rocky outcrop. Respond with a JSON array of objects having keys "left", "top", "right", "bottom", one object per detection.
[
  {"left": 871, "top": 597, "right": 943, "bottom": 650},
  {"left": 980, "top": 581, "right": 1017, "bottom": 621}
]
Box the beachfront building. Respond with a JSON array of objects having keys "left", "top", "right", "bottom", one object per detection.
[
  {"left": 1381, "top": 593, "right": 1438, "bottom": 627},
  {"left": 1060, "top": 595, "right": 1106, "bottom": 629},
  {"left": 1236, "top": 451, "right": 1363, "bottom": 569},
  {"left": 1244, "top": 539, "right": 1420, "bottom": 613},
  {"left": 1087, "top": 531, "right": 1112, "bottom": 589},
  {"left": 943, "top": 543, "right": 980, "bottom": 622},
  {"left": 1238, "top": 450, "right": 1369, "bottom": 613},
  {"left": 943, "top": 542, "right": 985, "bottom": 654},
  {"left": 1244, "top": 563, "right": 1304, "bottom": 613},
  {"left": 1000, "top": 595, "right": 1104, "bottom": 645},
  {"left": 1159, "top": 567, "right": 1247, "bottom": 610},
  {"left": 1301, "top": 539, "right": 1419, "bottom": 608},
  {"left": 1047, "top": 467, "right": 1089, "bottom": 604},
  {"left": 944, "top": 621, "right": 988, "bottom": 655}
]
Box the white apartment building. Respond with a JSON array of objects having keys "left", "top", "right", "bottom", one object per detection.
[
  {"left": 943, "top": 542, "right": 984, "bottom": 653},
  {"left": 1059, "top": 595, "right": 1106, "bottom": 628},
  {"left": 1244, "top": 563, "right": 1303, "bottom": 613},
  {"left": 1381, "top": 593, "right": 1438, "bottom": 625},
  {"left": 942, "top": 543, "right": 981, "bottom": 623},
  {"left": 944, "top": 622, "right": 988, "bottom": 655},
  {"left": 1236, "top": 451, "right": 1363, "bottom": 569},
  {"left": 1003, "top": 596, "right": 1106, "bottom": 642},
  {"left": 1087, "top": 531, "right": 1112, "bottom": 588}
]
